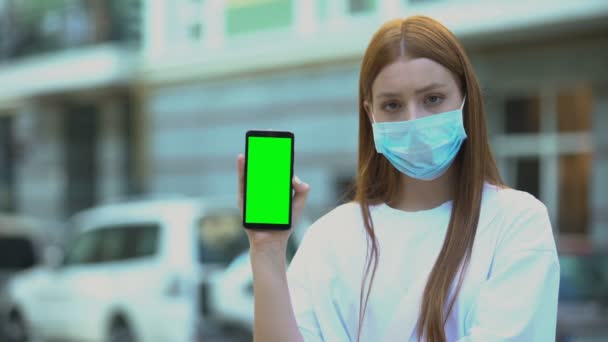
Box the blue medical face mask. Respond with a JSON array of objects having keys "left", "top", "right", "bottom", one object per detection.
[{"left": 371, "top": 96, "right": 467, "bottom": 181}]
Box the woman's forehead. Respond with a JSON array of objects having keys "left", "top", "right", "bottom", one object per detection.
[{"left": 372, "top": 58, "right": 458, "bottom": 97}]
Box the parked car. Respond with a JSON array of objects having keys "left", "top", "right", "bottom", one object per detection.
[
  {"left": 208, "top": 215, "right": 310, "bottom": 330},
  {"left": 0, "top": 214, "right": 60, "bottom": 342},
  {"left": 2, "top": 196, "right": 257, "bottom": 342},
  {"left": 557, "top": 236, "right": 608, "bottom": 342}
]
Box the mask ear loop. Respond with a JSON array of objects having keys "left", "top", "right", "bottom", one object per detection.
[
  {"left": 369, "top": 112, "right": 381, "bottom": 155},
  {"left": 368, "top": 105, "right": 377, "bottom": 124},
  {"left": 460, "top": 95, "right": 467, "bottom": 111}
]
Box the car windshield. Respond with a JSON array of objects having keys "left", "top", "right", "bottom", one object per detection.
[
  {"left": 0, "top": 237, "right": 37, "bottom": 270},
  {"left": 196, "top": 210, "right": 301, "bottom": 265},
  {"left": 559, "top": 253, "right": 608, "bottom": 302},
  {"left": 197, "top": 211, "right": 249, "bottom": 265}
]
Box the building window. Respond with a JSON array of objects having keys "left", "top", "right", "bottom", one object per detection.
[
  {"left": 406, "top": 0, "right": 442, "bottom": 5},
  {"left": 515, "top": 157, "right": 540, "bottom": 200},
  {"left": 504, "top": 96, "right": 541, "bottom": 134},
  {"left": 559, "top": 153, "right": 591, "bottom": 234},
  {"left": 557, "top": 86, "right": 592, "bottom": 132},
  {"left": 497, "top": 84, "right": 595, "bottom": 238},
  {"left": 348, "top": 0, "right": 375, "bottom": 14}
]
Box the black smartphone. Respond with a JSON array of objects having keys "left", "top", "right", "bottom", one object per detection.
[{"left": 243, "top": 130, "right": 294, "bottom": 230}]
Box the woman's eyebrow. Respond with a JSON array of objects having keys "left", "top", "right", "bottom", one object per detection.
[
  {"left": 415, "top": 83, "right": 446, "bottom": 94},
  {"left": 375, "top": 92, "right": 401, "bottom": 99},
  {"left": 375, "top": 83, "right": 446, "bottom": 99}
]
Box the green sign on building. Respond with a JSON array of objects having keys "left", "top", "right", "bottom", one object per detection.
[{"left": 226, "top": 0, "right": 294, "bottom": 35}]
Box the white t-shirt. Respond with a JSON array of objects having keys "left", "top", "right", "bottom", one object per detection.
[{"left": 287, "top": 183, "right": 560, "bottom": 342}]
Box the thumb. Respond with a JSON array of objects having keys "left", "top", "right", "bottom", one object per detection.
[{"left": 292, "top": 176, "right": 310, "bottom": 193}]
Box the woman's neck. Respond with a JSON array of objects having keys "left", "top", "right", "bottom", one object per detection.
[{"left": 392, "top": 165, "right": 457, "bottom": 212}]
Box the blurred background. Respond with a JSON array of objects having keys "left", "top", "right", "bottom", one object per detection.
[{"left": 0, "top": 0, "right": 607, "bottom": 341}]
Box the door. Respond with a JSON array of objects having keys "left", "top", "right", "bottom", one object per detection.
[
  {"left": 64, "top": 104, "right": 98, "bottom": 217},
  {"left": 41, "top": 229, "right": 103, "bottom": 339},
  {"left": 0, "top": 115, "right": 15, "bottom": 212}
]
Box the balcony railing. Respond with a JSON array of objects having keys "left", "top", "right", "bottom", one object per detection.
[{"left": 0, "top": 0, "right": 141, "bottom": 63}]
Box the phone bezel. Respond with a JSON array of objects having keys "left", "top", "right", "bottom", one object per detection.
[{"left": 243, "top": 130, "right": 294, "bottom": 230}]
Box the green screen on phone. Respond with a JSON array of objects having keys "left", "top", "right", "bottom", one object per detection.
[{"left": 245, "top": 135, "right": 293, "bottom": 225}]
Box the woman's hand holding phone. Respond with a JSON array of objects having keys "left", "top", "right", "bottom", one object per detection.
[
  {"left": 237, "top": 153, "right": 310, "bottom": 253},
  {"left": 238, "top": 152, "right": 308, "bottom": 342}
]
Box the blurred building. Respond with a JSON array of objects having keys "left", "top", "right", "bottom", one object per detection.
[
  {"left": 0, "top": 0, "right": 143, "bottom": 221},
  {"left": 140, "top": 0, "right": 608, "bottom": 244},
  {"left": 1, "top": 0, "right": 607, "bottom": 245}
]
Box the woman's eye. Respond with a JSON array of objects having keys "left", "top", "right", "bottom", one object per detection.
[
  {"left": 382, "top": 102, "right": 401, "bottom": 112},
  {"left": 424, "top": 95, "right": 443, "bottom": 105}
]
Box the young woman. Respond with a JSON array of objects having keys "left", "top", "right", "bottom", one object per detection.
[{"left": 237, "top": 15, "right": 560, "bottom": 342}]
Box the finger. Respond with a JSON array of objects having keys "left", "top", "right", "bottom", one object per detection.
[
  {"left": 292, "top": 176, "right": 310, "bottom": 221},
  {"left": 237, "top": 154, "right": 245, "bottom": 209},
  {"left": 293, "top": 189, "right": 310, "bottom": 225},
  {"left": 292, "top": 176, "right": 309, "bottom": 194}
]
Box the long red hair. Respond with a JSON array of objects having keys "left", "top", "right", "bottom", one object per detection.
[{"left": 354, "top": 16, "right": 504, "bottom": 341}]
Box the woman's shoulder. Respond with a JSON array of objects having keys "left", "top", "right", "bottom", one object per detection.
[
  {"left": 299, "top": 202, "right": 365, "bottom": 245},
  {"left": 308, "top": 201, "right": 363, "bottom": 231},
  {"left": 320, "top": 201, "right": 363, "bottom": 222},
  {"left": 483, "top": 183, "right": 548, "bottom": 217},
  {"left": 289, "top": 202, "right": 367, "bottom": 277},
  {"left": 481, "top": 182, "right": 556, "bottom": 252}
]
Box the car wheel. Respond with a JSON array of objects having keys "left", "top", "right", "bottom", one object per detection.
[
  {"left": 4, "top": 311, "right": 28, "bottom": 342},
  {"left": 218, "top": 324, "right": 253, "bottom": 342},
  {"left": 108, "top": 320, "right": 135, "bottom": 342},
  {"left": 199, "top": 321, "right": 252, "bottom": 342},
  {"left": 224, "top": 330, "right": 253, "bottom": 342}
]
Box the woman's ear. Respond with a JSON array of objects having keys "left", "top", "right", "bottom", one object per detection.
[{"left": 363, "top": 100, "right": 373, "bottom": 123}]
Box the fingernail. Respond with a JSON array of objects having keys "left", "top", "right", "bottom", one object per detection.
[{"left": 294, "top": 176, "right": 302, "bottom": 184}]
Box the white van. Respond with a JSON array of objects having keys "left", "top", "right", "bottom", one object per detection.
[
  {"left": 0, "top": 215, "right": 45, "bottom": 287},
  {"left": 2, "top": 197, "right": 272, "bottom": 342},
  {"left": 0, "top": 214, "right": 59, "bottom": 342}
]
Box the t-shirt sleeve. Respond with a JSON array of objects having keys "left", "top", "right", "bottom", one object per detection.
[
  {"left": 458, "top": 195, "right": 560, "bottom": 341},
  {"left": 287, "top": 224, "right": 326, "bottom": 341}
]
